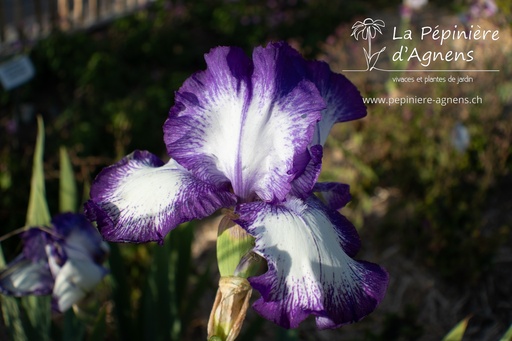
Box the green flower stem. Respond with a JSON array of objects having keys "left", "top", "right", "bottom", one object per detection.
[{"left": 208, "top": 212, "right": 267, "bottom": 341}]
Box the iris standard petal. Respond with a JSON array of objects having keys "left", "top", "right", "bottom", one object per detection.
[
  {"left": 51, "top": 213, "right": 109, "bottom": 263},
  {"left": 0, "top": 255, "right": 53, "bottom": 296},
  {"left": 236, "top": 196, "right": 387, "bottom": 329},
  {"left": 306, "top": 61, "right": 367, "bottom": 146},
  {"left": 52, "top": 259, "right": 108, "bottom": 312},
  {"left": 164, "top": 42, "right": 325, "bottom": 202},
  {"left": 21, "top": 228, "right": 49, "bottom": 262},
  {"left": 85, "top": 150, "right": 236, "bottom": 244},
  {"left": 287, "top": 63, "right": 366, "bottom": 198}
]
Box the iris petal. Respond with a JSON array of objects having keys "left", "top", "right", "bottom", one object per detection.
[
  {"left": 236, "top": 196, "right": 387, "bottom": 329},
  {"left": 85, "top": 150, "right": 236, "bottom": 244},
  {"left": 51, "top": 213, "right": 109, "bottom": 263},
  {"left": 52, "top": 259, "right": 107, "bottom": 312},
  {"left": 289, "top": 63, "right": 366, "bottom": 198},
  {"left": 0, "top": 229, "right": 53, "bottom": 296},
  {"left": 306, "top": 61, "right": 367, "bottom": 146},
  {"left": 164, "top": 42, "right": 325, "bottom": 202},
  {"left": 0, "top": 255, "right": 53, "bottom": 296},
  {"left": 21, "top": 228, "right": 49, "bottom": 262},
  {"left": 313, "top": 182, "right": 352, "bottom": 211},
  {"left": 289, "top": 145, "right": 323, "bottom": 198}
]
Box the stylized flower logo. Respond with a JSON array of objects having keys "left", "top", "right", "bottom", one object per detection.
[
  {"left": 351, "top": 18, "right": 385, "bottom": 40},
  {"left": 350, "top": 18, "right": 386, "bottom": 71}
]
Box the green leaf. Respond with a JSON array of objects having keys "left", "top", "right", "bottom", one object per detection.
[
  {"left": 0, "top": 245, "right": 28, "bottom": 341},
  {"left": 0, "top": 243, "right": 6, "bottom": 267},
  {"left": 87, "top": 306, "right": 107, "bottom": 341},
  {"left": 499, "top": 324, "right": 512, "bottom": 341},
  {"left": 171, "top": 223, "right": 193, "bottom": 304},
  {"left": 170, "top": 223, "right": 194, "bottom": 338},
  {"left": 63, "top": 308, "right": 86, "bottom": 341},
  {"left": 21, "top": 295, "right": 51, "bottom": 341},
  {"left": 59, "top": 146, "right": 77, "bottom": 213},
  {"left": 442, "top": 316, "right": 471, "bottom": 341},
  {"left": 25, "top": 115, "right": 51, "bottom": 227},
  {"left": 183, "top": 249, "right": 214, "bottom": 330},
  {"left": 141, "top": 241, "right": 172, "bottom": 341},
  {"left": 19, "top": 116, "right": 52, "bottom": 340},
  {"left": 0, "top": 296, "right": 28, "bottom": 341},
  {"left": 138, "top": 224, "right": 200, "bottom": 341},
  {"left": 108, "top": 243, "right": 136, "bottom": 341}
]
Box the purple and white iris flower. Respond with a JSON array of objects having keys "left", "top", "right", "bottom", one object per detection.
[
  {"left": 0, "top": 213, "right": 109, "bottom": 312},
  {"left": 85, "top": 42, "right": 388, "bottom": 329}
]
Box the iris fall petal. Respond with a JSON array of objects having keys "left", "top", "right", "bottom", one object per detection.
[
  {"left": 52, "top": 259, "right": 108, "bottom": 312},
  {"left": 0, "top": 255, "right": 53, "bottom": 296},
  {"left": 85, "top": 150, "right": 236, "bottom": 244},
  {"left": 236, "top": 196, "right": 388, "bottom": 329}
]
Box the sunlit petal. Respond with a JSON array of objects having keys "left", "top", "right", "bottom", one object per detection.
[
  {"left": 164, "top": 42, "right": 324, "bottom": 202},
  {"left": 236, "top": 196, "right": 387, "bottom": 329},
  {"left": 85, "top": 150, "right": 236, "bottom": 244}
]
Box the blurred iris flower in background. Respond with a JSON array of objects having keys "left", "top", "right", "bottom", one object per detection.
[{"left": 0, "top": 213, "right": 109, "bottom": 312}]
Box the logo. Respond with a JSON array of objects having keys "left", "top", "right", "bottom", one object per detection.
[
  {"left": 350, "top": 18, "right": 387, "bottom": 71},
  {"left": 344, "top": 17, "right": 500, "bottom": 73}
]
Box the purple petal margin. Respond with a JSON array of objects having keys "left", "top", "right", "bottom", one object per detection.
[
  {"left": 164, "top": 42, "right": 325, "bottom": 202},
  {"left": 85, "top": 150, "right": 236, "bottom": 244},
  {"left": 306, "top": 61, "right": 367, "bottom": 146},
  {"left": 235, "top": 195, "right": 388, "bottom": 329},
  {"left": 313, "top": 182, "right": 352, "bottom": 211},
  {"left": 290, "top": 145, "right": 323, "bottom": 199}
]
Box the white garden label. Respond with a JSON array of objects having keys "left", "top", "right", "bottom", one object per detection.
[{"left": 0, "top": 55, "right": 35, "bottom": 90}]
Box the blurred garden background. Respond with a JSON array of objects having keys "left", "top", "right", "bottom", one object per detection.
[{"left": 0, "top": 0, "right": 511, "bottom": 340}]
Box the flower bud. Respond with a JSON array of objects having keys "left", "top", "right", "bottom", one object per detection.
[{"left": 207, "top": 276, "right": 252, "bottom": 341}]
